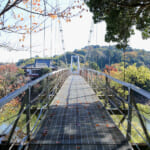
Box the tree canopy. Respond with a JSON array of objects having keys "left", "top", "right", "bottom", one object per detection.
[
  {"left": 86, "top": 0, "right": 150, "bottom": 48},
  {"left": 17, "top": 45, "right": 150, "bottom": 70}
]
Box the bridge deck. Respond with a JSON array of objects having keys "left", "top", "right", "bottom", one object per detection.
[{"left": 30, "top": 75, "right": 132, "bottom": 150}]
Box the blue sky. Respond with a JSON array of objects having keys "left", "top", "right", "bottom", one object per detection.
[{"left": 0, "top": 0, "right": 150, "bottom": 63}]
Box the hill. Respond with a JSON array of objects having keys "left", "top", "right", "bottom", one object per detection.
[{"left": 17, "top": 45, "right": 150, "bottom": 70}]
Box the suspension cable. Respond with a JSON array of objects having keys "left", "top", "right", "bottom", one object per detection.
[
  {"left": 96, "top": 23, "right": 98, "bottom": 45},
  {"left": 43, "top": 0, "right": 46, "bottom": 58},
  {"left": 55, "top": 19, "right": 57, "bottom": 56},
  {"left": 109, "top": 44, "right": 111, "bottom": 75},
  {"left": 55, "top": 0, "right": 58, "bottom": 56},
  {"left": 59, "top": 19, "right": 68, "bottom": 66},
  {"left": 123, "top": 48, "right": 126, "bottom": 81},
  {"left": 30, "top": 0, "right": 32, "bottom": 58},
  {"left": 50, "top": 18, "right": 53, "bottom": 57},
  {"left": 84, "top": 21, "right": 94, "bottom": 68}
]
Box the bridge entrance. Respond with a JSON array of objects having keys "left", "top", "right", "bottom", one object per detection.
[{"left": 70, "top": 55, "right": 80, "bottom": 74}]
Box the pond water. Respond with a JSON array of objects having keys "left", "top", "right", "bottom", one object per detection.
[
  {"left": 0, "top": 113, "right": 39, "bottom": 144},
  {"left": 0, "top": 123, "right": 12, "bottom": 134},
  {"left": 146, "top": 120, "right": 150, "bottom": 132},
  {"left": 0, "top": 122, "right": 26, "bottom": 143},
  {"left": 0, "top": 123, "right": 18, "bottom": 143}
]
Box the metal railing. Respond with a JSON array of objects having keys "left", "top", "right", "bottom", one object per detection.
[
  {"left": 0, "top": 69, "right": 69, "bottom": 149},
  {"left": 81, "top": 69, "right": 150, "bottom": 149}
]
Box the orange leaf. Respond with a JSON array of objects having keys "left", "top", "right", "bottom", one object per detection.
[
  {"left": 56, "top": 100, "right": 60, "bottom": 104},
  {"left": 66, "top": 18, "right": 71, "bottom": 22},
  {"left": 96, "top": 124, "right": 100, "bottom": 127},
  {"left": 106, "top": 124, "right": 109, "bottom": 127},
  {"left": 48, "top": 14, "right": 57, "bottom": 19},
  {"left": 33, "top": 22, "right": 37, "bottom": 25},
  {"left": 21, "top": 18, "right": 24, "bottom": 21}
]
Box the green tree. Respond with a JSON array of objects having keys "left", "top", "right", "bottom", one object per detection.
[
  {"left": 39, "top": 68, "right": 51, "bottom": 76},
  {"left": 17, "top": 68, "right": 25, "bottom": 75},
  {"left": 72, "top": 64, "right": 77, "bottom": 71},
  {"left": 125, "top": 64, "right": 150, "bottom": 91},
  {"left": 89, "top": 62, "right": 100, "bottom": 70},
  {"left": 86, "top": 0, "right": 150, "bottom": 48}
]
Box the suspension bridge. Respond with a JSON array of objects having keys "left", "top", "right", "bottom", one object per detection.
[
  {"left": 0, "top": 0, "right": 150, "bottom": 150},
  {"left": 0, "top": 57, "right": 150, "bottom": 150}
]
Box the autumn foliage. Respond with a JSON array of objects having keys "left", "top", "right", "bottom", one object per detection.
[
  {"left": 104, "top": 65, "right": 118, "bottom": 73},
  {"left": 0, "top": 0, "right": 88, "bottom": 51},
  {"left": 0, "top": 64, "right": 27, "bottom": 99}
]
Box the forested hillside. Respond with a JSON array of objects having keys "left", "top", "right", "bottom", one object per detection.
[
  {"left": 73, "top": 45, "right": 150, "bottom": 69},
  {"left": 17, "top": 45, "right": 150, "bottom": 70}
]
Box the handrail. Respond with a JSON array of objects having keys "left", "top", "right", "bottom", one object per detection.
[
  {"left": 0, "top": 68, "right": 68, "bottom": 108},
  {"left": 0, "top": 68, "right": 69, "bottom": 148},
  {"left": 81, "top": 68, "right": 150, "bottom": 148},
  {"left": 86, "top": 69, "right": 150, "bottom": 100}
]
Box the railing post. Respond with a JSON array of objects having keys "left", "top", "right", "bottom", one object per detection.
[
  {"left": 96, "top": 72, "right": 99, "bottom": 91},
  {"left": 105, "top": 76, "right": 109, "bottom": 107},
  {"left": 47, "top": 76, "right": 50, "bottom": 106},
  {"left": 91, "top": 71, "right": 93, "bottom": 87},
  {"left": 86, "top": 70, "right": 88, "bottom": 81},
  {"left": 26, "top": 86, "right": 31, "bottom": 141},
  {"left": 88, "top": 70, "right": 89, "bottom": 83},
  {"left": 126, "top": 87, "right": 132, "bottom": 141},
  {"left": 7, "top": 98, "right": 26, "bottom": 144},
  {"left": 132, "top": 95, "right": 150, "bottom": 144}
]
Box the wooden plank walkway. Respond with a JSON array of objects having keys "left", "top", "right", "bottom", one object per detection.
[{"left": 30, "top": 75, "right": 132, "bottom": 150}]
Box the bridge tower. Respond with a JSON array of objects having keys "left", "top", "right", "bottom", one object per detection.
[{"left": 71, "top": 55, "right": 80, "bottom": 74}]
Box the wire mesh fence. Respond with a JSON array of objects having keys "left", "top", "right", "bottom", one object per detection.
[
  {"left": 0, "top": 69, "right": 69, "bottom": 150},
  {"left": 81, "top": 69, "right": 150, "bottom": 149}
]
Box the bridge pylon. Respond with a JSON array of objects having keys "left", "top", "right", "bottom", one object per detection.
[{"left": 70, "top": 55, "right": 80, "bottom": 74}]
